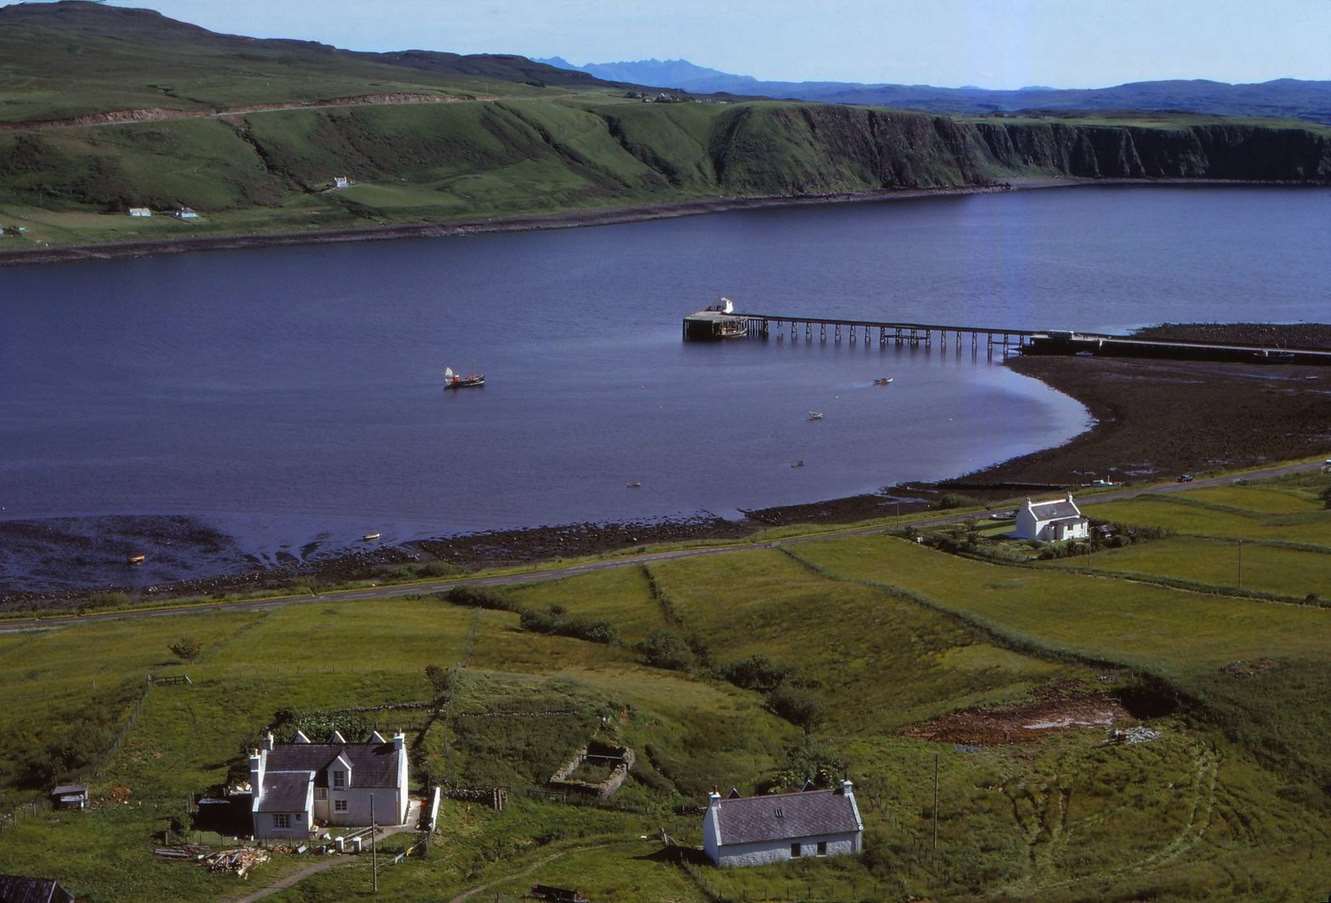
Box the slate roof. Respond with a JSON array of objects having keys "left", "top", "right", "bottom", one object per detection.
[
  {"left": 714, "top": 789, "right": 861, "bottom": 845},
  {"left": 257, "top": 770, "right": 314, "bottom": 813},
  {"left": 0, "top": 875, "right": 74, "bottom": 903},
  {"left": 1028, "top": 499, "right": 1082, "bottom": 521},
  {"left": 48, "top": 785, "right": 86, "bottom": 797},
  {"left": 265, "top": 742, "right": 400, "bottom": 788}
]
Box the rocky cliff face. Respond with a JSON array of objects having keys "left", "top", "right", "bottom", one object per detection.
[{"left": 694, "top": 104, "right": 1331, "bottom": 196}]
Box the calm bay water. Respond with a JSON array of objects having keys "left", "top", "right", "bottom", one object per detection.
[{"left": 2, "top": 186, "right": 1329, "bottom": 583}]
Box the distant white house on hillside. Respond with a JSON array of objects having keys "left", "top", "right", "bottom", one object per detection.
[
  {"left": 702, "top": 781, "right": 864, "bottom": 867},
  {"left": 1014, "top": 493, "right": 1090, "bottom": 542},
  {"left": 128, "top": 207, "right": 152, "bottom": 217},
  {"left": 173, "top": 207, "right": 199, "bottom": 220},
  {"left": 331, "top": 176, "right": 350, "bottom": 189},
  {"left": 248, "top": 730, "right": 410, "bottom": 840}
]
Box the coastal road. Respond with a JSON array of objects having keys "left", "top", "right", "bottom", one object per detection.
[{"left": 2, "top": 458, "right": 1325, "bottom": 635}]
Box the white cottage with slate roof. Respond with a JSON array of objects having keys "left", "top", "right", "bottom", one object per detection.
[
  {"left": 248, "top": 730, "right": 409, "bottom": 840},
  {"left": 1014, "top": 492, "right": 1090, "bottom": 542},
  {"left": 702, "top": 781, "right": 864, "bottom": 867}
]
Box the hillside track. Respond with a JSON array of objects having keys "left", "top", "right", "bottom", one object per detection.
[
  {"left": 0, "top": 92, "right": 503, "bottom": 132},
  {"left": 0, "top": 458, "right": 1323, "bottom": 635}
]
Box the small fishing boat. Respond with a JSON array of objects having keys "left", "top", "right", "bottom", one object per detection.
[
  {"left": 873, "top": 377, "right": 894, "bottom": 386},
  {"left": 791, "top": 459, "right": 805, "bottom": 469},
  {"left": 807, "top": 411, "right": 824, "bottom": 421},
  {"left": 363, "top": 532, "right": 381, "bottom": 542},
  {"left": 443, "top": 366, "right": 486, "bottom": 389},
  {"left": 127, "top": 553, "right": 146, "bottom": 566},
  {"left": 625, "top": 481, "right": 642, "bottom": 489}
]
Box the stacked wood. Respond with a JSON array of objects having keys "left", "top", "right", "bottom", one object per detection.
[
  {"left": 203, "top": 848, "right": 270, "bottom": 878},
  {"left": 153, "top": 844, "right": 209, "bottom": 860}
]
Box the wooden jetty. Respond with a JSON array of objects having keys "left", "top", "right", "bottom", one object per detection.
[
  {"left": 682, "top": 308, "right": 1331, "bottom": 365},
  {"left": 684, "top": 307, "right": 1040, "bottom": 357}
]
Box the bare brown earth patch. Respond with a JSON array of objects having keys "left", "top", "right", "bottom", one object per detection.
[{"left": 905, "top": 690, "right": 1131, "bottom": 746}]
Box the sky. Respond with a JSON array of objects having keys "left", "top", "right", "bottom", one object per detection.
[{"left": 22, "top": 0, "right": 1331, "bottom": 88}]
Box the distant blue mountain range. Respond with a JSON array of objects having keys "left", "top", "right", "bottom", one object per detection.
[{"left": 537, "top": 57, "right": 1331, "bottom": 125}]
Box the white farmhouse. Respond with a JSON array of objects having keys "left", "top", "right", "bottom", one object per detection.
[
  {"left": 128, "top": 207, "right": 152, "bottom": 217},
  {"left": 332, "top": 176, "right": 350, "bottom": 189},
  {"left": 1014, "top": 492, "right": 1090, "bottom": 542},
  {"left": 248, "top": 730, "right": 409, "bottom": 840},
  {"left": 702, "top": 781, "right": 864, "bottom": 867}
]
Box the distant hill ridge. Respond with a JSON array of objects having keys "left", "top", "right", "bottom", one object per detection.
[{"left": 538, "top": 57, "right": 1331, "bottom": 125}]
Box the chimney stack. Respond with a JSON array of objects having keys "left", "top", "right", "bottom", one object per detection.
[
  {"left": 248, "top": 748, "right": 265, "bottom": 796},
  {"left": 261, "top": 731, "right": 275, "bottom": 752},
  {"left": 393, "top": 731, "right": 405, "bottom": 751},
  {"left": 708, "top": 790, "right": 721, "bottom": 810}
]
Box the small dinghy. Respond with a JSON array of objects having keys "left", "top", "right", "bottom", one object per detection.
[
  {"left": 127, "top": 553, "right": 146, "bottom": 566},
  {"left": 625, "top": 481, "right": 642, "bottom": 489},
  {"left": 363, "top": 532, "right": 381, "bottom": 542},
  {"left": 807, "top": 411, "right": 824, "bottom": 421},
  {"left": 873, "top": 377, "right": 894, "bottom": 386}
]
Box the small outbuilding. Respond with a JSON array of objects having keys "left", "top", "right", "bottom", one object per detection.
[
  {"left": 49, "top": 784, "right": 88, "bottom": 810},
  {"left": 127, "top": 207, "right": 152, "bottom": 218},
  {"left": 1013, "top": 492, "right": 1090, "bottom": 543},
  {"left": 173, "top": 207, "right": 200, "bottom": 220},
  {"left": 0, "top": 874, "right": 76, "bottom": 903},
  {"left": 702, "top": 781, "right": 864, "bottom": 867}
]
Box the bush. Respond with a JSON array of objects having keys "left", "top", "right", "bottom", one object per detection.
[
  {"left": 518, "top": 607, "right": 616, "bottom": 644},
  {"left": 443, "top": 587, "right": 512, "bottom": 611},
  {"left": 169, "top": 637, "right": 202, "bottom": 661},
  {"left": 637, "top": 629, "right": 695, "bottom": 671},
  {"left": 719, "top": 654, "right": 793, "bottom": 691},
  {"left": 767, "top": 685, "right": 824, "bottom": 729},
  {"left": 425, "top": 663, "right": 457, "bottom": 700},
  {"left": 765, "top": 735, "right": 846, "bottom": 791},
  {"left": 933, "top": 492, "right": 983, "bottom": 511}
]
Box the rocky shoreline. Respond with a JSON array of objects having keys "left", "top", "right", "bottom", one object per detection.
[{"left": 4, "top": 322, "right": 1328, "bottom": 612}]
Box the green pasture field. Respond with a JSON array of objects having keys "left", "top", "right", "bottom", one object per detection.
[
  {"left": 1043, "top": 535, "right": 1331, "bottom": 601},
  {"left": 5, "top": 469, "right": 1331, "bottom": 900}
]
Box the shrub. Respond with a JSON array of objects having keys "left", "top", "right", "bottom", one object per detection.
[
  {"left": 425, "top": 664, "right": 456, "bottom": 700},
  {"left": 933, "top": 492, "right": 983, "bottom": 511},
  {"left": 765, "top": 736, "right": 846, "bottom": 791},
  {"left": 518, "top": 607, "right": 615, "bottom": 644},
  {"left": 442, "top": 587, "right": 512, "bottom": 611},
  {"left": 719, "top": 654, "right": 793, "bottom": 691},
  {"left": 637, "top": 629, "right": 695, "bottom": 671},
  {"left": 169, "top": 637, "right": 202, "bottom": 661},
  {"left": 767, "top": 685, "right": 824, "bottom": 729},
  {"left": 419, "top": 561, "right": 462, "bottom": 578}
]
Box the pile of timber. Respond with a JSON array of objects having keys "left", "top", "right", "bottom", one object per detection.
[
  {"left": 153, "top": 845, "right": 269, "bottom": 878},
  {"left": 204, "top": 848, "right": 270, "bottom": 878},
  {"left": 153, "top": 844, "right": 209, "bottom": 861}
]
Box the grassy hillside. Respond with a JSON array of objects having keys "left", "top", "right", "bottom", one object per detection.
[
  {"left": 1, "top": 4, "right": 1328, "bottom": 254},
  {"left": 3, "top": 467, "right": 1331, "bottom": 900},
  {"left": 0, "top": 1, "right": 615, "bottom": 124}
]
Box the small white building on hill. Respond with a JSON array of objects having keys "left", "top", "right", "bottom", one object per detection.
[
  {"left": 1014, "top": 492, "right": 1090, "bottom": 542},
  {"left": 702, "top": 781, "right": 864, "bottom": 867},
  {"left": 248, "top": 730, "right": 409, "bottom": 840}
]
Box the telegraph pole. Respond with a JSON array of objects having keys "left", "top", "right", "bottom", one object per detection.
[
  {"left": 932, "top": 753, "right": 939, "bottom": 855},
  {"left": 1237, "top": 540, "right": 1244, "bottom": 590},
  {"left": 371, "top": 796, "right": 378, "bottom": 893}
]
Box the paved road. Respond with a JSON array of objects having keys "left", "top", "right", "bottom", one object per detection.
[{"left": 2, "top": 458, "right": 1324, "bottom": 635}]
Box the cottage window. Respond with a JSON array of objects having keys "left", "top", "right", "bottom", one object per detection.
[
  {"left": 333, "top": 771, "right": 346, "bottom": 789},
  {"left": 335, "top": 800, "right": 348, "bottom": 812},
  {"left": 274, "top": 814, "right": 290, "bottom": 829},
  {"left": 790, "top": 843, "right": 801, "bottom": 858},
  {"left": 817, "top": 841, "right": 828, "bottom": 856},
  {"left": 315, "top": 787, "right": 327, "bottom": 801}
]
